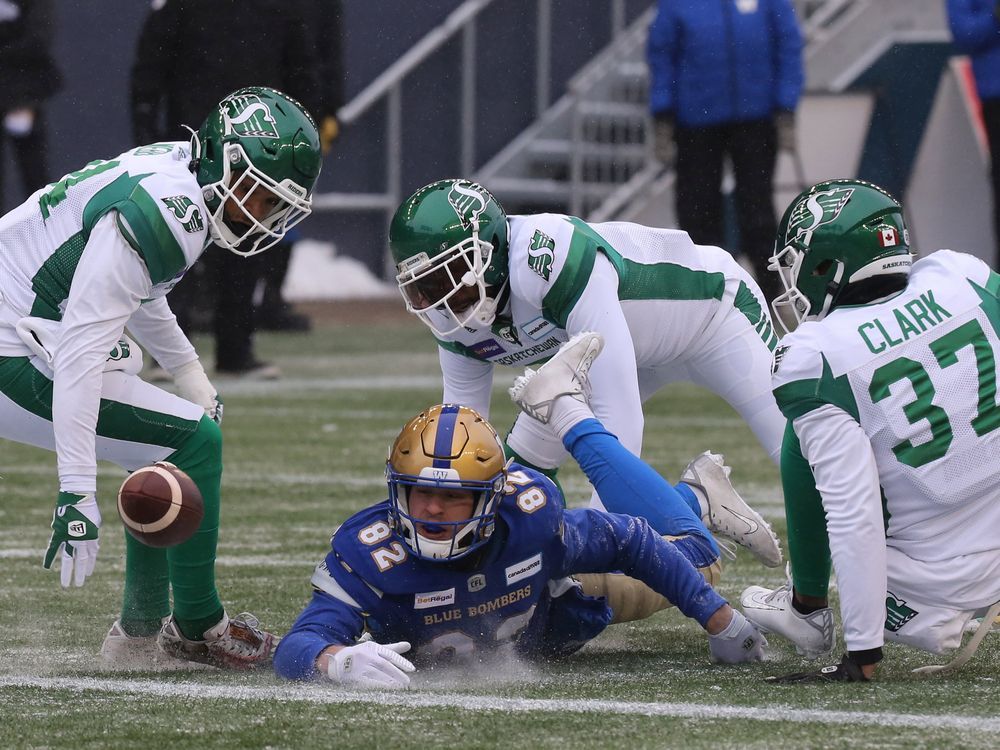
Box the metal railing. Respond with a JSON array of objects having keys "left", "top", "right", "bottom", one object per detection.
[{"left": 311, "top": 0, "right": 629, "bottom": 230}]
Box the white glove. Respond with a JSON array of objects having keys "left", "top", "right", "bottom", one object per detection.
[
  {"left": 327, "top": 640, "right": 415, "bottom": 689},
  {"left": 172, "top": 360, "right": 222, "bottom": 424},
  {"left": 43, "top": 492, "right": 101, "bottom": 588},
  {"left": 708, "top": 608, "right": 768, "bottom": 663}
]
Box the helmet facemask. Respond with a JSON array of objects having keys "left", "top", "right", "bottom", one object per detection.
[
  {"left": 395, "top": 220, "right": 506, "bottom": 336},
  {"left": 387, "top": 466, "right": 505, "bottom": 561},
  {"left": 192, "top": 87, "right": 321, "bottom": 257},
  {"left": 768, "top": 238, "right": 846, "bottom": 334},
  {"left": 197, "top": 139, "right": 313, "bottom": 257}
]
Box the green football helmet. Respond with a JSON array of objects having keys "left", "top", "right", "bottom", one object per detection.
[
  {"left": 389, "top": 179, "right": 510, "bottom": 336},
  {"left": 192, "top": 86, "right": 322, "bottom": 256},
  {"left": 770, "top": 179, "right": 913, "bottom": 332}
]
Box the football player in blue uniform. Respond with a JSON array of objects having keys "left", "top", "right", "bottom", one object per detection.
[{"left": 274, "top": 332, "right": 766, "bottom": 687}]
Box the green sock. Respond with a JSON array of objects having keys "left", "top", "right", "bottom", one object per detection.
[
  {"left": 165, "top": 416, "right": 225, "bottom": 639},
  {"left": 120, "top": 531, "right": 170, "bottom": 634}
]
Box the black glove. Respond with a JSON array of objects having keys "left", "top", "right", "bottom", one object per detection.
[{"left": 765, "top": 653, "right": 870, "bottom": 683}]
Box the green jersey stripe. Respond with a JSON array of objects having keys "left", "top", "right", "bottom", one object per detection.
[
  {"left": 773, "top": 354, "right": 860, "bottom": 421},
  {"left": 115, "top": 185, "right": 187, "bottom": 285}
]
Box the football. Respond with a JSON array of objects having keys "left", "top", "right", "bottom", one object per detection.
[{"left": 117, "top": 462, "right": 205, "bottom": 548}]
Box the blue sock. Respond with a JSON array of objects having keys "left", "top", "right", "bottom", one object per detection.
[
  {"left": 562, "top": 419, "right": 719, "bottom": 555},
  {"left": 674, "top": 482, "right": 703, "bottom": 519}
]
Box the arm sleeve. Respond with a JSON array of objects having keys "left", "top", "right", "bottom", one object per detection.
[
  {"left": 564, "top": 254, "right": 643, "bottom": 455},
  {"left": 126, "top": 296, "right": 199, "bottom": 375},
  {"left": 946, "top": 0, "right": 1000, "bottom": 54},
  {"left": 439, "top": 345, "right": 495, "bottom": 417},
  {"left": 558, "top": 508, "right": 727, "bottom": 627},
  {"left": 130, "top": 1, "right": 179, "bottom": 144},
  {"left": 273, "top": 591, "right": 366, "bottom": 681},
  {"left": 53, "top": 214, "right": 153, "bottom": 493},
  {"left": 273, "top": 556, "right": 372, "bottom": 681},
  {"left": 772, "top": 0, "right": 805, "bottom": 111},
  {"left": 645, "top": 4, "right": 676, "bottom": 116},
  {"left": 781, "top": 420, "right": 832, "bottom": 599},
  {"left": 792, "top": 404, "right": 887, "bottom": 652}
]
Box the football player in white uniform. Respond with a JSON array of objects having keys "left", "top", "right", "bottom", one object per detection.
[
  {"left": 0, "top": 86, "right": 321, "bottom": 669},
  {"left": 388, "top": 178, "right": 784, "bottom": 568},
  {"left": 740, "top": 179, "right": 1000, "bottom": 681}
]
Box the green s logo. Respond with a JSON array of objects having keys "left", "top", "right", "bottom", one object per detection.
[
  {"left": 224, "top": 92, "right": 279, "bottom": 138},
  {"left": 161, "top": 195, "right": 204, "bottom": 234}
]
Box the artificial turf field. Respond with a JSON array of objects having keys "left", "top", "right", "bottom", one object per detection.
[{"left": 1, "top": 301, "right": 997, "bottom": 749}]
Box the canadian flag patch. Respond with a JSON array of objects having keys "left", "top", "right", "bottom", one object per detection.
[{"left": 879, "top": 227, "right": 898, "bottom": 247}]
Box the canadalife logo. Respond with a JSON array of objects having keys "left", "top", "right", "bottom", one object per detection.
[
  {"left": 447, "top": 180, "right": 490, "bottom": 231},
  {"left": 785, "top": 187, "right": 854, "bottom": 247},
  {"left": 225, "top": 94, "right": 279, "bottom": 138}
]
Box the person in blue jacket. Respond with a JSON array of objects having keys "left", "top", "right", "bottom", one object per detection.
[
  {"left": 274, "top": 333, "right": 767, "bottom": 688},
  {"left": 947, "top": 0, "right": 1000, "bottom": 258},
  {"left": 647, "top": 0, "right": 804, "bottom": 303}
]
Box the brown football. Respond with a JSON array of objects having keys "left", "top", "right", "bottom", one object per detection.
[{"left": 117, "top": 462, "right": 204, "bottom": 548}]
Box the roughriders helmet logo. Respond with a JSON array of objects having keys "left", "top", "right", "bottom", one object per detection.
[
  {"left": 161, "top": 195, "right": 204, "bottom": 233},
  {"left": 224, "top": 94, "right": 279, "bottom": 138},
  {"left": 786, "top": 187, "right": 854, "bottom": 247},
  {"left": 447, "top": 180, "right": 491, "bottom": 231}
]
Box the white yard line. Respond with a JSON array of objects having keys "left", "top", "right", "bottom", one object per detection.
[{"left": 1, "top": 676, "right": 998, "bottom": 732}]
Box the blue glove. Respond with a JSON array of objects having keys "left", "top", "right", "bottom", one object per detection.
[{"left": 43, "top": 491, "right": 101, "bottom": 588}]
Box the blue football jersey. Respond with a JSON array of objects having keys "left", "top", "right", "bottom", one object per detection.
[{"left": 274, "top": 466, "right": 726, "bottom": 680}]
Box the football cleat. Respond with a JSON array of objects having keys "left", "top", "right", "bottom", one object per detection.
[
  {"left": 100, "top": 619, "right": 198, "bottom": 671},
  {"left": 157, "top": 611, "right": 278, "bottom": 670},
  {"left": 680, "top": 451, "right": 783, "bottom": 568},
  {"left": 741, "top": 581, "right": 835, "bottom": 659},
  {"left": 509, "top": 332, "right": 604, "bottom": 423}
]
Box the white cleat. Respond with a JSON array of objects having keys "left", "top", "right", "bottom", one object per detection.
[
  {"left": 680, "top": 451, "right": 782, "bottom": 568},
  {"left": 99, "top": 619, "right": 195, "bottom": 671},
  {"left": 741, "top": 581, "right": 835, "bottom": 659},
  {"left": 509, "top": 332, "right": 604, "bottom": 423}
]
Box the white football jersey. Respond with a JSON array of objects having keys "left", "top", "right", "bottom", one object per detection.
[
  {"left": 435, "top": 213, "right": 778, "bottom": 457},
  {"left": 0, "top": 142, "right": 209, "bottom": 491},
  {"left": 773, "top": 249, "right": 1000, "bottom": 650},
  {"left": 0, "top": 142, "right": 208, "bottom": 342},
  {"left": 775, "top": 249, "right": 1000, "bottom": 554}
]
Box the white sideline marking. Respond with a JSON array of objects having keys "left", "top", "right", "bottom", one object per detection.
[{"left": 2, "top": 676, "right": 999, "bottom": 732}]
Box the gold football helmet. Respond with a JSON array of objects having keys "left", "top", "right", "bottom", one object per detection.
[{"left": 387, "top": 404, "right": 508, "bottom": 561}]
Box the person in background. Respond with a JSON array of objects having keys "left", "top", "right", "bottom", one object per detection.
[
  {"left": 646, "top": 0, "right": 804, "bottom": 304},
  {"left": 0, "top": 0, "right": 62, "bottom": 211},
  {"left": 255, "top": 0, "right": 347, "bottom": 333},
  {"left": 130, "top": 0, "right": 324, "bottom": 377},
  {"left": 947, "top": 0, "right": 1000, "bottom": 260}
]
